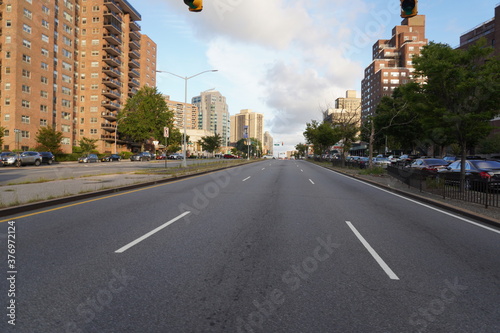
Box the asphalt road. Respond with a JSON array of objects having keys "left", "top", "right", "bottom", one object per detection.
[
  {"left": 0, "top": 159, "right": 220, "bottom": 185},
  {"left": 1, "top": 160, "right": 499, "bottom": 332}
]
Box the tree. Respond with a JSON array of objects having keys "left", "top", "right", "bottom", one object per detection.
[
  {"left": 303, "top": 120, "right": 340, "bottom": 157},
  {"left": 412, "top": 40, "right": 500, "bottom": 189},
  {"left": 295, "top": 143, "right": 308, "bottom": 158},
  {"left": 34, "top": 126, "right": 64, "bottom": 153},
  {"left": 118, "top": 86, "right": 173, "bottom": 151},
  {"left": 79, "top": 137, "right": 98, "bottom": 154},
  {"left": 477, "top": 134, "right": 500, "bottom": 154},
  {"left": 235, "top": 138, "right": 262, "bottom": 158},
  {"left": 0, "top": 126, "right": 5, "bottom": 150},
  {"left": 325, "top": 107, "right": 361, "bottom": 160},
  {"left": 199, "top": 133, "right": 222, "bottom": 155}
]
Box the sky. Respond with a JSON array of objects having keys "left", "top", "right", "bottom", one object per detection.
[{"left": 130, "top": 0, "right": 498, "bottom": 155}]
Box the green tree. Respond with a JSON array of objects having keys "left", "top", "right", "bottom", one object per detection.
[
  {"left": 0, "top": 126, "right": 5, "bottom": 150},
  {"left": 477, "top": 134, "right": 500, "bottom": 154},
  {"left": 413, "top": 40, "right": 500, "bottom": 188},
  {"left": 199, "top": 133, "right": 222, "bottom": 155},
  {"left": 295, "top": 143, "right": 308, "bottom": 158},
  {"left": 79, "top": 137, "right": 98, "bottom": 154},
  {"left": 303, "top": 120, "right": 340, "bottom": 157},
  {"left": 118, "top": 86, "right": 173, "bottom": 151},
  {"left": 34, "top": 126, "right": 64, "bottom": 153},
  {"left": 235, "top": 138, "right": 261, "bottom": 158}
]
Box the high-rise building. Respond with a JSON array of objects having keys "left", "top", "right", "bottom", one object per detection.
[
  {"left": 191, "top": 90, "right": 230, "bottom": 147},
  {"left": 0, "top": 0, "right": 155, "bottom": 153},
  {"left": 263, "top": 131, "right": 274, "bottom": 155},
  {"left": 323, "top": 90, "right": 362, "bottom": 139},
  {"left": 361, "top": 15, "right": 428, "bottom": 121},
  {"left": 163, "top": 95, "right": 198, "bottom": 131},
  {"left": 230, "top": 109, "right": 264, "bottom": 147}
]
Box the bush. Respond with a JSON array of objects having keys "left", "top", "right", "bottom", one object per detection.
[{"left": 359, "top": 167, "right": 386, "bottom": 176}]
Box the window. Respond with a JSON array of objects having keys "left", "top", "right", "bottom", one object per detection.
[
  {"left": 92, "top": 17, "right": 100, "bottom": 23},
  {"left": 4, "top": 114, "right": 10, "bottom": 121},
  {"left": 90, "top": 117, "right": 98, "bottom": 123},
  {"left": 5, "top": 51, "right": 11, "bottom": 59},
  {"left": 61, "top": 125, "right": 71, "bottom": 132},
  {"left": 41, "top": 48, "right": 49, "bottom": 56},
  {"left": 90, "top": 106, "right": 98, "bottom": 112},
  {"left": 22, "top": 85, "right": 31, "bottom": 93},
  {"left": 5, "top": 98, "right": 11, "bottom": 105},
  {"left": 42, "top": 5, "right": 50, "bottom": 14},
  {"left": 6, "top": 20, "right": 12, "bottom": 28},
  {"left": 40, "top": 119, "right": 48, "bottom": 126},
  {"left": 23, "top": 24, "right": 32, "bottom": 34},
  {"left": 61, "top": 138, "right": 70, "bottom": 145},
  {"left": 81, "top": 51, "right": 86, "bottom": 58},
  {"left": 41, "top": 62, "right": 49, "bottom": 70},
  {"left": 21, "top": 131, "right": 30, "bottom": 139},
  {"left": 90, "top": 129, "right": 98, "bottom": 134},
  {"left": 63, "top": 24, "right": 73, "bottom": 34},
  {"left": 24, "top": 8, "right": 33, "bottom": 19},
  {"left": 62, "top": 61, "right": 72, "bottom": 71},
  {"left": 92, "top": 39, "right": 99, "bottom": 45},
  {"left": 22, "top": 100, "right": 31, "bottom": 108},
  {"left": 40, "top": 105, "right": 48, "bottom": 112},
  {"left": 62, "top": 87, "right": 72, "bottom": 95},
  {"left": 22, "top": 69, "right": 31, "bottom": 78},
  {"left": 62, "top": 49, "right": 72, "bottom": 58},
  {"left": 42, "top": 34, "right": 49, "bottom": 43},
  {"left": 42, "top": 20, "right": 49, "bottom": 29},
  {"left": 6, "top": 36, "right": 12, "bottom": 43},
  {"left": 22, "top": 115, "right": 31, "bottom": 123},
  {"left": 91, "top": 73, "right": 99, "bottom": 78},
  {"left": 92, "top": 28, "right": 100, "bottom": 34},
  {"left": 90, "top": 95, "right": 98, "bottom": 101},
  {"left": 91, "top": 51, "right": 99, "bottom": 56},
  {"left": 92, "top": 5, "right": 100, "bottom": 11},
  {"left": 81, "top": 29, "right": 87, "bottom": 36},
  {"left": 62, "top": 112, "right": 71, "bottom": 120},
  {"left": 80, "top": 118, "right": 85, "bottom": 124},
  {"left": 91, "top": 62, "right": 99, "bottom": 67},
  {"left": 23, "top": 54, "right": 31, "bottom": 63},
  {"left": 5, "top": 67, "right": 11, "bottom": 74},
  {"left": 63, "top": 36, "right": 72, "bottom": 46},
  {"left": 63, "top": 12, "right": 73, "bottom": 23},
  {"left": 41, "top": 76, "right": 48, "bottom": 84},
  {"left": 41, "top": 90, "right": 48, "bottom": 98},
  {"left": 390, "top": 79, "right": 400, "bottom": 84},
  {"left": 6, "top": 5, "right": 12, "bottom": 12},
  {"left": 91, "top": 84, "right": 98, "bottom": 90},
  {"left": 62, "top": 99, "right": 71, "bottom": 108},
  {"left": 62, "top": 74, "right": 72, "bottom": 83}
]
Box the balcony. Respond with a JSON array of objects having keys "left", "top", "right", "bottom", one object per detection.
[
  {"left": 129, "top": 58, "right": 140, "bottom": 68},
  {"left": 102, "top": 77, "right": 122, "bottom": 89},
  {"left": 128, "top": 68, "right": 140, "bottom": 78},
  {"left": 129, "top": 21, "right": 141, "bottom": 31},
  {"left": 102, "top": 99, "right": 121, "bottom": 110},
  {"left": 103, "top": 44, "right": 121, "bottom": 57},
  {"left": 104, "top": 0, "right": 122, "bottom": 14},
  {"left": 128, "top": 87, "right": 138, "bottom": 97},
  {"left": 104, "top": 20, "right": 122, "bottom": 34},
  {"left": 103, "top": 66, "right": 121, "bottom": 78},
  {"left": 103, "top": 55, "right": 122, "bottom": 67},
  {"left": 129, "top": 40, "right": 140, "bottom": 50},
  {"left": 128, "top": 78, "right": 140, "bottom": 87},
  {"left": 101, "top": 111, "right": 118, "bottom": 121},
  {"left": 103, "top": 10, "right": 122, "bottom": 23},
  {"left": 116, "top": 0, "right": 141, "bottom": 21},
  {"left": 102, "top": 88, "right": 121, "bottom": 100},
  {"left": 129, "top": 49, "right": 140, "bottom": 59},
  {"left": 101, "top": 134, "right": 117, "bottom": 143},
  {"left": 101, "top": 122, "right": 117, "bottom": 133},
  {"left": 130, "top": 31, "right": 141, "bottom": 41},
  {"left": 103, "top": 33, "right": 122, "bottom": 46}
]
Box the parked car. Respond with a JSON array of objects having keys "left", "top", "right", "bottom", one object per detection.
[
  {"left": 357, "top": 157, "right": 370, "bottom": 169},
  {"left": 372, "top": 157, "right": 391, "bottom": 168},
  {"left": 168, "top": 153, "right": 184, "bottom": 160},
  {"left": 78, "top": 154, "right": 99, "bottom": 163},
  {"left": 2, "top": 151, "right": 43, "bottom": 167},
  {"left": 437, "top": 160, "right": 500, "bottom": 190},
  {"left": 409, "top": 158, "right": 449, "bottom": 173},
  {"left": 156, "top": 154, "right": 167, "bottom": 160},
  {"left": 223, "top": 154, "right": 239, "bottom": 159},
  {"left": 101, "top": 154, "right": 121, "bottom": 162},
  {"left": 262, "top": 155, "right": 275, "bottom": 159},
  {"left": 39, "top": 152, "right": 55, "bottom": 165},
  {"left": 130, "top": 152, "right": 152, "bottom": 161},
  {"left": 443, "top": 156, "right": 457, "bottom": 164}
]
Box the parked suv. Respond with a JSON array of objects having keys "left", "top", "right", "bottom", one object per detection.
[
  {"left": 130, "top": 152, "right": 152, "bottom": 161},
  {"left": 39, "top": 152, "right": 55, "bottom": 165},
  {"left": 1, "top": 151, "right": 42, "bottom": 167}
]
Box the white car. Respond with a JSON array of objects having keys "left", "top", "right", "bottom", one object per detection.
[{"left": 263, "top": 155, "right": 275, "bottom": 159}]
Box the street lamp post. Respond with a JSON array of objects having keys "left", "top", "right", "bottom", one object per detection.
[
  {"left": 156, "top": 69, "right": 218, "bottom": 167},
  {"left": 114, "top": 116, "right": 127, "bottom": 154}
]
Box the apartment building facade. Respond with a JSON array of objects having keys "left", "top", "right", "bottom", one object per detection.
[
  {"left": 191, "top": 90, "right": 230, "bottom": 147},
  {"left": 163, "top": 95, "right": 198, "bottom": 131},
  {"left": 230, "top": 109, "right": 264, "bottom": 147},
  {"left": 361, "top": 15, "right": 428, "bottom": 121},
  {"left": 0, "top": 0, "right": 155, "bottom": 153}
]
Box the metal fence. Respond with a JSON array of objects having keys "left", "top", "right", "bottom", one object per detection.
[{"left": 386, "top": 165, "right": 500, "bottom": 209}]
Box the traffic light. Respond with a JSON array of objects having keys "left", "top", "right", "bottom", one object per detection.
[
  {"left": 400, "top": 0, "right": 418, "bottom": 18},
  {"left": 184, "top": 0, "right": 203, "bottom": 12}
]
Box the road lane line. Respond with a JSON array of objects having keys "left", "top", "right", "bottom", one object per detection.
[
  {"left": 242, "top": 176, "right": 251, "bottom": 182},
  {"left": 301, "top": 169, "right": 304, "bottom": 172},
  {"left": 346, "top": 221, "right": 400, "bottom": 280},
  {"left": 318, "top": 165, "right": 500, "bottom": 235},
  {"left": 262, "top": 168, "right": 265, "bottom": 170},
  {"left": 115, "top": 211, "right": 191, "bottom": 253},
  {"left": 309, "top": 179, "right": 315, "bottom": 184}
]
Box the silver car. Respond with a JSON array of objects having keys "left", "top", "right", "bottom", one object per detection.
[{"left": 1, "top": 151, "right": 42, "bottom": 167}]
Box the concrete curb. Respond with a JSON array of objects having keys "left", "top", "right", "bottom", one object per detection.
[
  {"left": 317, "top": 164, "right": 500, "bottom": 229},
  {"left": 0, "top": 162, "right": 255, "bottom": 219}
]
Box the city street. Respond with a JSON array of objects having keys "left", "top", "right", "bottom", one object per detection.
[{"left": 1, "top": 160, "right": 499, "bottom": 332}]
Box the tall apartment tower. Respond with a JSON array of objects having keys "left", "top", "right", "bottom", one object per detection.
[
  {"left": 230, "top": 109, "right": 264, "bottom": 146},
  {"left": 0, "top": 0, "right": 154, "bottom": 153},
  {"left": 191, "top": 90, "right": 230, "bottom": 147},
  {"left": 458, "top": 5, "right": 499, "bottom": 57},
  {"left": 263, "top": 131, "right": 274, "bottom": 155},
  {"left": 361, "top": 15, "right": 428, "bottom": 121},
  {"left": 163, "top": 95, "right": 198, "bottom": 131}
]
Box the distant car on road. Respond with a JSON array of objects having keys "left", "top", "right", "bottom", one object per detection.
[
  {"left": 223, "top": 154, "right": 239, "bottom": 159},
  {"left": 101, "top": 154, "right": 121, "bottom": 162},
  {"left": 262, "top": 155, "right": 275, "bottom": 159},
  {"left": 130, "top": 152, "right": 151, "bottom": 161},
  {"left": 78, "top": 154, "right": 99, "bottom": 163},
  {"left": 39, "top": 152, "right": 55, "bottom": 165},
  {"left": 168, "top": 153, "right": 184, "bottom": 160}
]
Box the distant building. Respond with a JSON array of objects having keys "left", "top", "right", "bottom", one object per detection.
[
  {"left": 163, "top": 95, "right": 198, "bottom": 131},
  {"left": 191, "top": 90, "right": 230, "bottom": 147},
  {"left": 361, "top": 15, "right": 428, "bottom": 121},
  {"left": 263, "top": 131, "right": 274, "bottom": 155},
  {"left": 323, "top": 90, "right": 362, "bottom": 145},
  {"left": 230, "top": 109, "right": 264, "bottom": 147}
]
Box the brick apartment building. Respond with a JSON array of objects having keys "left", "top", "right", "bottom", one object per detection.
[{"left": 0, "top": 0, "right": 156, "bottom": 153}]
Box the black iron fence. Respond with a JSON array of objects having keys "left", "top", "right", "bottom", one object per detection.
[{"left": 386, "top": 165, "right": 500, "bottom": 209}]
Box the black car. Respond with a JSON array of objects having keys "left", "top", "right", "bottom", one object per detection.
[
  {"left": 39, "top": 152, "right": 55, "bottom": 165},
  {"left": 101, "top": 154, "right": 121, "bottom": 162},
  {"left": 437, "top": 160, "right": 500, "bottom": 190},
  {"left": 130, "top": 152, "right": 151, "bottom": 161}
]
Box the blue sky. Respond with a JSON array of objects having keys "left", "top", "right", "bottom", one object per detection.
[{"left": 131, "top": 0, "right": 498, "bottom": 153}]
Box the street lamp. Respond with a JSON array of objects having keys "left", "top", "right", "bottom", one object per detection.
[
  {"left": 156, "top": 69, "right": 218, "bottom": 167},
  {"left": 114, "top": 116, "right": 127, "bottom": 154}
]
